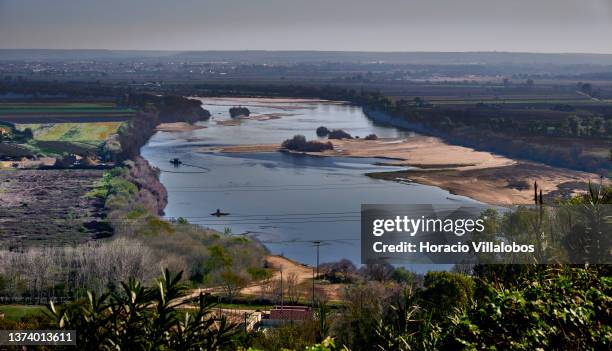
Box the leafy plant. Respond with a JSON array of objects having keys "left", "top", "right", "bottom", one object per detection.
[{"left": 47, "top": 269, "right": 240, "bottom": 350}]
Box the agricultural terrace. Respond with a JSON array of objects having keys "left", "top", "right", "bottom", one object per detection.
[{"left": 0, "top": 101, "right": 135, "bottom": 123}]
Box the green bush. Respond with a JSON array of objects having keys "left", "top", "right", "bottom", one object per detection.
[
  {"left": 454, "top": 266, "right": 611, "bottom": 350},
  {"left": 417, "top": 271, "right": 474, "bottom": 322}
]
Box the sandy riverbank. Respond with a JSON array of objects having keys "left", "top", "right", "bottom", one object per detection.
[
  {"left": 213, "top": 136, "right": 602, "bottom": 205},
  {"left": 214, "top": 113, "right": 294, "bottom": 126},
  {"left": 198, "top": 97, "right": 336, "bottom": 104},
  {"left": 156, "top": 122, "right": 207, "bottom": 132},
  {"left": 194, "top": 96, "right": 336, "bottom": 111}
]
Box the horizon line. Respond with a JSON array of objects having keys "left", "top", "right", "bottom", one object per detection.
[{"left": 1, "top": 48, "right": 612, "bottom": 56}]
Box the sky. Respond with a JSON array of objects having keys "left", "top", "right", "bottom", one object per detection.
[{"left": 1, "top": 0, "right": 612, "bottom": 53}]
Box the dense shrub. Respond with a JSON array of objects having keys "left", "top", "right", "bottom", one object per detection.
[
  {"left": 282, "top": 135, "right": 334, "bottom": 152},
  {"left": 453, "top": 266, "right": 612, "bottom": 350},
  {"left": 417, "top": 271, "right": 474, "bottom": 322},
  {"left": 364, "top": 134, "right": 378, "bottom": 140},
  {"left": 327, "top": 129, "right": 353, "bottom": 139},
  {"left": 316, "top": 126, "right": 330, "bottom": 137},
  {"left": 319, "top": 259, "right": 357, "bottom": 283},
  {"left": 249, "top": 321, "right": 320, "bottom": 351}
]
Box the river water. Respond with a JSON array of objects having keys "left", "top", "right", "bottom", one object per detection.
[{"left": 141, "top": 97, "right": 477, "bottom": 270}]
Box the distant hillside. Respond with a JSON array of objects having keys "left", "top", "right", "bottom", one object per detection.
[
  {"left": 171, "top": 51, "right": 612, "bottom": 66},
  {"left": 0, "top": 49, "right": 179, "bottom": 61},
  {"left": 1, "top": 49, "right": 612, "bottom": 66}
]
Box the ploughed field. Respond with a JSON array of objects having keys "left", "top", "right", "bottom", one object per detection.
[
  {"left": 0, "top": 102, "right": 135, "bottom": 123},
  {"left": 0, "top": 169, "right": 107, "bottom": 246}
]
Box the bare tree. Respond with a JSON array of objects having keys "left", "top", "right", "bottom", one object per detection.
[
  {"left": 219, "top": 269, "right": 248, "bottom": 302},
  {"left": 285, "top": 273, "right": 301, "bottom": 304}
]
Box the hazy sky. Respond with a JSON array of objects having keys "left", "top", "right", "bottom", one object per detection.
[{"left": 1, "top": 0, "right": 612, "bottom": 53}]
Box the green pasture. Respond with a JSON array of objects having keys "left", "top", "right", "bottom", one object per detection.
[{"left": 0, "top": 305, "right": 46, "bottom": 321}]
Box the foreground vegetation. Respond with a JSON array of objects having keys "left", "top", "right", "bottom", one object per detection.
[
  {"left": 1, "top": 183, "right": 609, "bottom": 350},
  {"left": 2, "top": 264, "right": 607, "bottom": 350},
  {"left": 0, "top": 163, "right": 267, "bottom": 303}
]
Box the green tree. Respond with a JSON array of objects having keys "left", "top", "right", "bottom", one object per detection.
[{"left": 567, "top": 115, "right": 582, "bottom": 136}]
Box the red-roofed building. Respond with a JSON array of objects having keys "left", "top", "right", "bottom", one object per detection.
[{"left": 261, "top": 306, "right": 313, "bottom": 328}]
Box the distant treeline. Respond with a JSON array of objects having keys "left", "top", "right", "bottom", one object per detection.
[{"left": 357, "top": 93, "right": 612, "bottom": 173}]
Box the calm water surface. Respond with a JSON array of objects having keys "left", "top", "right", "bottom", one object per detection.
[{"left": 141, "top": 98, "right": 477, "bottom": 270}]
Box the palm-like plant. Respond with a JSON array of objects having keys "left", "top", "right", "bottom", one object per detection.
[{"left": 47, "top": 269, "right": 239, "bottom": 350}]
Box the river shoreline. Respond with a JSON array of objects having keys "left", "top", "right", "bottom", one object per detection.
[
  {"left": 213, "top": 137, "right": 600, "bottom": 205},
  {"left": 139, "top": 96, "right": 601, "bottom": 267}
]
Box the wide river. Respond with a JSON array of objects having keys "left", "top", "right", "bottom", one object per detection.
[{"left": 141, "top": 97, "right": 477, "bottom": 270}]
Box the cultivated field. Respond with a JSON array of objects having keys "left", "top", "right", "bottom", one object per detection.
[
  {"left": 0, "top": 102, "right": 135, "bottom": 123},
  {"left": 0, "top": 169, "right": 107, "bottom": 245},
  {"left": 0, "top": 102, "right": 130, "bottom": 158},
  {"left": 16, "top": 122, "right": 123, "bottom": 145}
]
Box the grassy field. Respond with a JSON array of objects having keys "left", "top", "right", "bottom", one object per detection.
[{"left": 0, "top": 305, "right": 46, "bottom": 321}]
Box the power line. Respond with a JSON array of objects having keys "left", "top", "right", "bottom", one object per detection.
[
  {"left": 97, "top": 218, "right": 361, "bottom": 226},
  {"left": 164, "top": 182, "right": 382, "bottom": 189},
  {"left": 46, "top": 210, "right": 365, "bottom": 226},
  {"left": 181, "top": 210, "right": 360, "bottom": 217},
  {"left": 163, "top": 211, "right": 360, "bottom": 219},
  {"left": 167, "top": 184, "right": 392, "bottom": 193},
  {"left": 158, "top": 169, "right": 210, "bottom": 174},
  {"left": 1, "top": 237, "right": 361, "bottom": 248},
  {"left": 170, "top": 216, "right": 360, "bottom": 223}
]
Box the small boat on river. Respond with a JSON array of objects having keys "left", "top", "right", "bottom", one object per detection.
[{"left": 210, "top": 209, "right": 230, "bottom": 217}]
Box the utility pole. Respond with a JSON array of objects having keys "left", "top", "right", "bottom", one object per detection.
[
  {"left": 312, "top": 266, "right": 315, "bottom": 309},
  {"left": 280, "top": 265, "right": 283, "bottom": 311},
  {"left": 312, "top": 240, "right": 321, "bottom": 311},
  {"left": 313, "top": 241, "right": 321, "bottom": 277}
]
